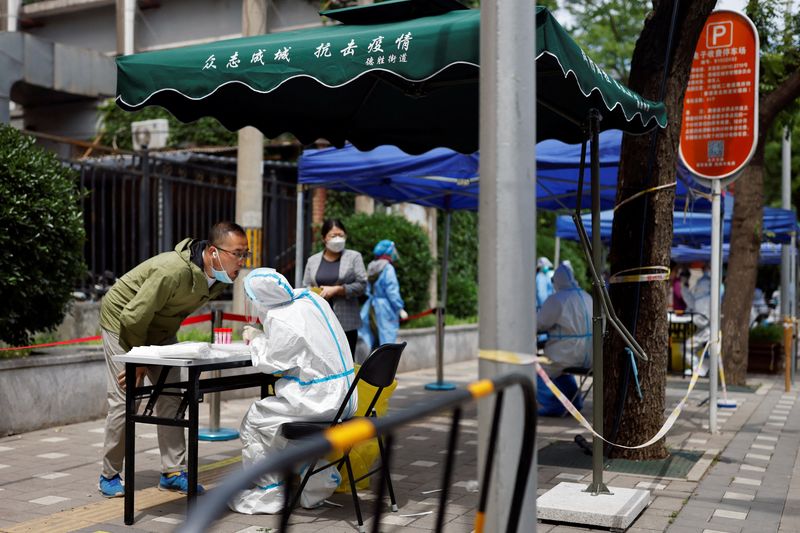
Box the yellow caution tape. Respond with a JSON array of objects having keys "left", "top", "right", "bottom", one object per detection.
[
  {"left": 537, "top": 340, "right": 710, "bottom": 449},
  {"left": 714, "top": 332, "right": 731, "bottom": 403},
  {"left": 608, "top": 272, "right": 671, "bottom": 284},
  {"left": 609, "top": 265, "right": 671, "bottom": 284},
  {"left": 614, "top": 181, "right": 676, "bottom": 212}
]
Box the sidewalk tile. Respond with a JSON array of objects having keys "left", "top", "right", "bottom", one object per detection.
[{"left": 712, "top": 509, "right": 747, "bottom": 520}]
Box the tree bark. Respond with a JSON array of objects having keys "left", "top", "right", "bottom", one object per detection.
[
  {"left": 603, "top": 0, "right": 716, "bottom": 460},
  {"left": 721, "top": 68, "right": 800, "bottom": 385}
]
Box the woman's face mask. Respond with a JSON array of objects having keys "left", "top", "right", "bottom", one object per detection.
[{"left": 326, "top": 236, "right": 346, "bottom": 253}]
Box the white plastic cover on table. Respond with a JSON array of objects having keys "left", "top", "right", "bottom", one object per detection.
[{"left": 127, "top": 341, "right": 250, "bottom": 359}]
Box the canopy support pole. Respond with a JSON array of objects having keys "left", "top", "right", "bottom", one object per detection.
[
  {"left": 426, "top": 209, "right": 455, "bottom": 391},
  {"left": 295, "top": 185, "right": 304, "bottom": 288},
  {"left": 554, "top": 236, "right": 561, "bottom": 267},
  {"left": 708, "top": 179, "right": 721, "bottom": 431},
  {"left": 199, "top": 310, "right": 239, "bottom": 441},
  {"left": 586, "top": 111, "right": 610, "bottom": 495}
]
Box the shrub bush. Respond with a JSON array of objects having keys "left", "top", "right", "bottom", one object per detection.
[
  {"left": 331, "top": 212, "right": 434, "bottom": 314},
  {"left": 749, "top": 323, "right": 783, "bottom": 344},
  {"left": 0, "top": 125, "right": 86, "bottom": 346},
  {"left": 322, "top": 189, "right": 356, "bottom": 225},
  {"left": 438, "top": 211, "right": 479, "bottom": 317}
]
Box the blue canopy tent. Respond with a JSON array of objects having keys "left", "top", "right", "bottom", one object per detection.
[
  {"left": 298, "top": 130, "right": 711, "bottom": 212},
  {"left": 297, "top": 129, "right": 705, "bottom": 390},
  {"left": 555, "top": 204, "right": 797, "bottom": 246}
]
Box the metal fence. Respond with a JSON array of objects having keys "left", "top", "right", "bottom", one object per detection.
[
  {"left": 177, "top": 372, "right": 537, "bottom": 533},
  {"left": 70, "top": 150, "right": 308, "bottom": 295}
]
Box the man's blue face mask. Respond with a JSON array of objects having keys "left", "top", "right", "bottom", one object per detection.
[{"left": 211, "top": 251, "right": 234, "bottom": 284}]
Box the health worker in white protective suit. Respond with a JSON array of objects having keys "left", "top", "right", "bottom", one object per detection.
[
  {"left": 535, "top": 264, "right": 592, "bottom": 416},
  {"left": 538, "top": 264, "right": 593, "bottom": 376},
  {"left": 229, "top": 268, "right": 357, "bottom": 515},
  {"left": 682, "top": 265, "right": 711, "bottom": 377}
]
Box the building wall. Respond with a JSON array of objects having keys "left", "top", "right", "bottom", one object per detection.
[
  {"left": 16, "top": 0, "right": 324, "bottom": 138},
  {"left": 267, "top": 0, "right": 324, "bottom": 33},
  {"left": 136, "top": 0, "right": 243, "bottom": 52},
  {"left": 25, "top": 7, "right": 117, "bottom": 54},
  {"left": 23, "top": 99, "right": 101, "bottom": 149},
  {"left": 23, "top": 0, "right": 323, "bottom": 56}
]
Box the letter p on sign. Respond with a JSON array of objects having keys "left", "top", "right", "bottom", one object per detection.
[{"left": 707, "top": 21, "right": 733, "bottom": 48}]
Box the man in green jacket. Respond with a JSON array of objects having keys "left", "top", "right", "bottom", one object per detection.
[{"left": 97, "top": 221, "right": 249, "bottom": 497}]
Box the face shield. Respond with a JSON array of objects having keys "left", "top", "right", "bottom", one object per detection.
[
  {"left": 244, "top": 295, "right": 260, "bottom": 325},
  {"left": 373, "top": 239, "right": 398, "bottom": 261}
]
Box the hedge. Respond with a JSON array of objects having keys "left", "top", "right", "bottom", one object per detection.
[{"left": 0, "top": 125, "right": 86, "bottom": 346}]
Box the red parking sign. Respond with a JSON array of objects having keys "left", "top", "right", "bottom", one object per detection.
[{"left": 679, "top": 11, "right": 759, "bottom": 180}]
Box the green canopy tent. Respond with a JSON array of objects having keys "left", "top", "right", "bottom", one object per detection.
[
  {"left": 116, "top": 2, "right": 665, "bottom": 154},
  {"left": 116, "top": 0, "right": 669, "bottom": 517}
]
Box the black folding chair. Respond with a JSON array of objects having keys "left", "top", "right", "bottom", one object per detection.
[
  {"left": 563, "top": 366, "right": 593, "bottom": 407},
  {"left": 281, "top": 342, "right": 406, "bottom": 533}
]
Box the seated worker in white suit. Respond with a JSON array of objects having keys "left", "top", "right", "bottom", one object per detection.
[
  {"left": 538, "top": 264, "right": 593, "bottom": 377},
  {"left": 229, "top": 268, "right": 357, "bottom": 515},
  {"left": 536, "top": 264, "right": 592, "bottom": 416}
]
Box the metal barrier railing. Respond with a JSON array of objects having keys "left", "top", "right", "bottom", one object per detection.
[{"left": 177, "top": 372, "right": 536, "bottom": 533}]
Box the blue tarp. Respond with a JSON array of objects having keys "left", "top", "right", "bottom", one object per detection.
[
  {"left": 298, "top": 130, "right": 711, "bottom": 212},
  {"left": 299, "top": 144, "right": 480, "bottom": 211},
  {"left": 671, "top": 242, "right": 784, "bottom": 265},
  {"left": 555, "top": 204, "right": 797, "bottom": 246}
]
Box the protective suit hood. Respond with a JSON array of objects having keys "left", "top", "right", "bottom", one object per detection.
[
  {"left": 552, "top": 264, "right": 577, "bottom": 291},
  {"left": 244, "top": 269, "right": 299, "bottom": 312},
  {"left": 366, "top": 258, "right": 390, "bottom": 282}
]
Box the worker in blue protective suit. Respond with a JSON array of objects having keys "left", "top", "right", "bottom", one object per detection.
[
  {"left": 358, "top": 240, "right": 407, "bottom": 350},
  {"left": 229, "top": 268, "right": 357, "bottom": 515},
  {"left": 536, "top": 257, "right": 555, "bottom": 309},
  {"left": 536, "top": 264, "right": 591, "bottom": 416}
]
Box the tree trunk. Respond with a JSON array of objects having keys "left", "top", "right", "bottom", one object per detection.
[
  {"left": 603, "top": 0, "right": 715, "bottom": 460},
  {"left": 721, "top": 67, "right": 800, "bottom": 385},
  {"left": 720, "top": 161, "right": 763, "bottom": 386}
]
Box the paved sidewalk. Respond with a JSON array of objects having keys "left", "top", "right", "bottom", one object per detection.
[
  {"left": 0, "top": 362, "right": 484, "bottom": 533},
  {"left": 667, "top": 384, "right": 798, "bottom": 533},
  {"left": 0, "top": 358, "right": 796, "bottom": 532}
]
